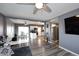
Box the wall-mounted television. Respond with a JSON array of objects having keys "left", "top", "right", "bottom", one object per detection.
[{"left": 64, "top": 16, "right": 79, "bottom": 35}]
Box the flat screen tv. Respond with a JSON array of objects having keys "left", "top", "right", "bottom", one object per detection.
[{"left": 64, "top": 16, "right": 79, "bottom": 35}]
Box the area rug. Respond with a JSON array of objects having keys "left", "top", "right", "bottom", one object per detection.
[{"left": 11, "top": 46, "right": 32, "bottom": 56}]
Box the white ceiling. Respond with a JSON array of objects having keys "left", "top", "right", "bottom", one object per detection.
[{"left": 0, "top": 3, "right": 79, "bottom": 21}]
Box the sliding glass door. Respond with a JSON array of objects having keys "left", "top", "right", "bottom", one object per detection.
[{"left": 18, "top": 26, "right": 30, "bottom": 44}]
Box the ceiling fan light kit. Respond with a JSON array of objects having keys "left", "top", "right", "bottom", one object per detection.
[
  {"left": 16, "top": 3, "right": 52, "bottom": 14},
  {"left": 35, "top": 3, "right": 43, "bottom": 9}
]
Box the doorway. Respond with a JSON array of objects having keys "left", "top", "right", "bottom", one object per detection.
[{"left": 51, "top": 23, "right": 59, "bottom": 48}]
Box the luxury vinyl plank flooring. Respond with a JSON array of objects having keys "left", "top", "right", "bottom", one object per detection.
[
  {"left": 30, "top": 36, "right": 75, "bottom": 56},
  {"left": 31, "top": 47, "right": 75, "bottom": 56}
]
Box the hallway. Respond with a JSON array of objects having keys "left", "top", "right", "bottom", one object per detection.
[{"left": 30, "top": 36, "right": 75, "bottom": 56}]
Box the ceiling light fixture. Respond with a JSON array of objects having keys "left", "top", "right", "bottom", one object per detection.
[{"left": 35, "top": 3, "right": 43, "bottom": 9}]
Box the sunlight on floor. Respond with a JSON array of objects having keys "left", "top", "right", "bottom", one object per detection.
[{"left": 38, "top": 38, "right": 42, "bottom": 47}]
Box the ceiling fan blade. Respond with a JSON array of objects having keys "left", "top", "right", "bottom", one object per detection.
[
  {"left": 33, "top": 7, "right": 38, "bottom": 14},
  {"left": 16, "top": 3, "right": 35, "bottom": 5},
  {"left": 43, "top": 4, "right": 52, "bottom": 13}
]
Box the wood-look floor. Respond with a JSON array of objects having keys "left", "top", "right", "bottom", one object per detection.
[{"left": 30, "top": 36, "right": 75, "bottom": 56}]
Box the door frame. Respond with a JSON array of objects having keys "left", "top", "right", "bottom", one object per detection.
[{"left": 51, "top": 23, "right": 59, "bottom": 48}]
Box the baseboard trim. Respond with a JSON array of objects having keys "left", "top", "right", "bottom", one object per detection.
[{"left": 59, "top": 46, "right": 79, "bottom": 56}]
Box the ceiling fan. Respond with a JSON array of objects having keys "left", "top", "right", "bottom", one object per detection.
[{"left": 16, "top": 3, "right": 52, "bottom": 14}]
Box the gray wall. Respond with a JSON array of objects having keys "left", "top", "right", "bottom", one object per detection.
[
  {"left": 59, "top": 8, "right": 79, "bottom": 54},
  {"left": 0, "top": 14, "right": 4, "bottom": 36}
]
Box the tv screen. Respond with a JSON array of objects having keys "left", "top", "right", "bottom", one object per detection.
[{"left": 64, "top": 16, "right": 79, "bottom": 35}]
